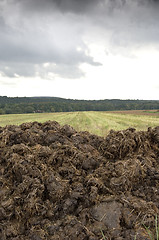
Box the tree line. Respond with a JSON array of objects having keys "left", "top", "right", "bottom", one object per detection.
[{"left": 0, "top": 96, "right": 159, "bottom": 114}]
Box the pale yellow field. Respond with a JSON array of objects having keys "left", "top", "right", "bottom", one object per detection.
[{"left": 0, "top": 111, "right": 158, "bottom": 136}]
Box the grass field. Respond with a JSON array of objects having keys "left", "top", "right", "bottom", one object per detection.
[{"left": 0, "top": 111, "right": 158, "bottom": 136}]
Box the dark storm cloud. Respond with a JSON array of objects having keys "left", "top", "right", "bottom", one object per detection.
[
  {"left": 8, "top": 0, "right": 159, "bottom": 12},
  {"left": 0, "top": 0, "right": 103, "bottom": 79},
  {"left": 13, "top": 0, "right": 104, "bottom": 14},
  {"left": 15, "top": 0, "right": 159, "bottom": 14},
  {"left": 0, "top": 0, "right": 159, "bottom": 79}
]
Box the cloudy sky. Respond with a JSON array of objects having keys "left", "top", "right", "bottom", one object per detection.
[{"left": 0, "top": 0, "right": 159, "bottom": 100}]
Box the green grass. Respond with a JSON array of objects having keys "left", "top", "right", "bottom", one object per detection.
[
  {"left": 100, "top": 229, "right": 107, "bottom": 240},
  {"left": 0, "top": 111, "right": 158, "bottom": 136},
  {"left": 100, "top": 216, "right": 159, "bottom": 240},
  {"left": 143, "top": 215, "right": 159, "bottom": 240}
]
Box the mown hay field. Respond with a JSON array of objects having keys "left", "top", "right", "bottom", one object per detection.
[{"left": 0, "top": 110, "right": 159, "bottom": 136}]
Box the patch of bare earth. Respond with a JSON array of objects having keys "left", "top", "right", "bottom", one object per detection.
[
  {"left": 109, "top": 109, "right": 159, "bottom": 116},
  {"left": 0, "top": 121, "right": 159, "bottom": 239}
]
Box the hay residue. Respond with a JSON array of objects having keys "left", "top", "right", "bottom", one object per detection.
[{"left": 0, "top": 121, "right": 159, "bottom": 239}]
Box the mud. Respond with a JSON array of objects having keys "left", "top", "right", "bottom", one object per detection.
[{"left": 0, "top": 121, "right": 159, "bottom": 240}]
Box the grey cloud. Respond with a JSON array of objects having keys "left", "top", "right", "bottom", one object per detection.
[
  {"left": 0, "top": 61, "right": 88, "bottom": 80},
  {"left": 10, "top": 0, "right": 104, "bottom": 14},
  {"left": 0, "top": 1, "right": 102, "bottom": 78},
  {"left": 0, "top": 62, "right": 36, "bottom": 78},
  {"left": 0, "top": 0, "right": 159, "bottom": 79},
  {"left": 6, "top": 0, "right": 159, "bottom": 14},
  {"left": 36, "top": 63, "right": 86, "bottom": 80},
  {"left": 0, "top": 29, "right": 98, "bottom": 65},
  {"left": 0, "top": 59, "right": 101, "bottom": 79},
  {"left": 89, "top": 0, "right": 159, "bottom": 51}
]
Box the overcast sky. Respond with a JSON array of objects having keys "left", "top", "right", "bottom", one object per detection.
[{"left": 0, "top": 0, "right": 159, "bottom": 100}]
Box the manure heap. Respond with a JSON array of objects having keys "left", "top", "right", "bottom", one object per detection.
[{"left": 0, "top": 121, "right": 159, "bottom": 240}]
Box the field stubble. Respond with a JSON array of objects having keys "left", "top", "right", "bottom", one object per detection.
[{"left": 0, "top": 111, "right": 158, "bottom": 136}]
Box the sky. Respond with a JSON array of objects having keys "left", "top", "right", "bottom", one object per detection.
[{"left": 0, "top": 0, "right": 159, "bottom": 100}]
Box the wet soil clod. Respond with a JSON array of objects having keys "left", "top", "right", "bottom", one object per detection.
[{"left": 0, "top": 121, "right": 159, "bottom": 239}]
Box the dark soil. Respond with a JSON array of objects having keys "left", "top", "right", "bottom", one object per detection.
[
  {"left": 109, "top": 110, "right": 159, "bottom": 116},
  {"left": 0, "top": 121, "right": 159, "bottom": 240}
]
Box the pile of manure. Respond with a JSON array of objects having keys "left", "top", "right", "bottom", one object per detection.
[{"left": 0, "top": 121, "right": 159, "bottom": 240}]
